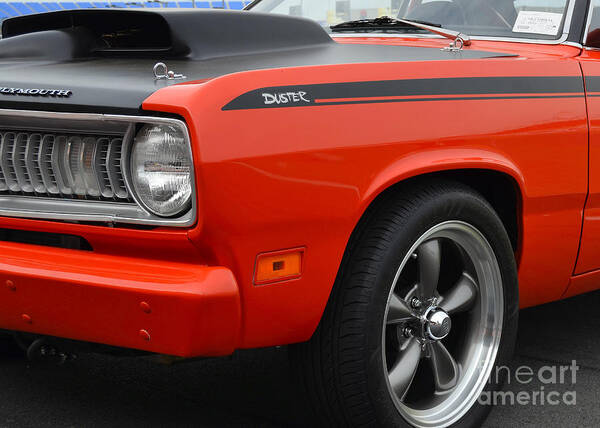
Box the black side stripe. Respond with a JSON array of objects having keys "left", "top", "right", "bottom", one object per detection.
[
  {"left": 585, "top": 76, "right": 600, "bottom": 92},
  {"left": 222, "top": 76, "right": 584, "bottom": 111},
  {"left": 316, "top": 94, "right": 584, "bottom": 107}
]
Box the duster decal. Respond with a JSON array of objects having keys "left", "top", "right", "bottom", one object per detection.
[{"left": 222, "top": 75, "right": 584, "bottom": 110}]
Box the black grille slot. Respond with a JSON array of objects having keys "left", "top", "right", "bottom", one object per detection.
[{"left": 0, "top": 228, "right": 93, "bottom": 251}]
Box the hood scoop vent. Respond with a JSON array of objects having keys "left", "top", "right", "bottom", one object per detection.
[
  {"left": 0, "top": 9, "right": 333, "bottom": 60},
  {"left": 2, "top": 10, "right": 174, "bottom": 56}
]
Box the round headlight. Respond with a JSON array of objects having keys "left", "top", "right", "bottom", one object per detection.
[{"left": 130, "top": 124, "right": 193, "bottom": 217}]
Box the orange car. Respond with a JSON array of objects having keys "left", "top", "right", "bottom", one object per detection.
[{"left": 0, "top": 0, "right": 598, "bottom": 426}]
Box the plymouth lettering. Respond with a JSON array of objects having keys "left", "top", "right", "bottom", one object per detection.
[{"left": 0, "top": 87, "right": 73, "bottom": 97}]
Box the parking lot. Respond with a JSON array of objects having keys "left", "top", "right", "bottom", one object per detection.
[{"left": 0, "top": 290, "right": 598, "bottom": 428}]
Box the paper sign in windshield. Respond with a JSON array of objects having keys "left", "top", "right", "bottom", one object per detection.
[{"left": 512, "top": 11, "right": 563, "bottom": 36}]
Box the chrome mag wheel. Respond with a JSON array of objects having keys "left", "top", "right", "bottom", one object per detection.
[{"left": 383, "top": 221, "right": 504, "bottom": 428}]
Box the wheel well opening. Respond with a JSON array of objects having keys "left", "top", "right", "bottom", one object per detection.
[
  {"left": 435, "top": 170, "right": 520, "bottom": 253},
  {"left": 367, "top": 170, "right": 522, "bottom": 256},
  {"left": 319, "top": 168, "right": 522, "bottom": 342}
]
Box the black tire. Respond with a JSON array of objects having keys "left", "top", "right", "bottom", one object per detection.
[{"left": 291, "top": 180, "right": 519, "bottom": 427}]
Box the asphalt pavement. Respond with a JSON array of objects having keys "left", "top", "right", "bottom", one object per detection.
[{"left": 1, "top": 290, "right": 599, "bottom": 428}]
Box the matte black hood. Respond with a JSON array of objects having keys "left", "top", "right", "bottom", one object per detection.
[{"left": 0, "top": 9, "right": 514, "bottom": 114}]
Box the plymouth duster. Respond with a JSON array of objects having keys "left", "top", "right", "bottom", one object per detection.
[{"left": 0, "top": 0, "right": 598, "bottom": 426}]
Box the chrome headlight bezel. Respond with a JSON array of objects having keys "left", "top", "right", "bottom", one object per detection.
[{"left": 124, "top": 119, "right": 196, "bottom": 220}]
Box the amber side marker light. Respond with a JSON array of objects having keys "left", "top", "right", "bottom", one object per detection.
[{"left": 254, "top": 248, "right": 305, "bottom": 285}]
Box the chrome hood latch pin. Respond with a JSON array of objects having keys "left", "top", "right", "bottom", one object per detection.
[
  {"left": 442, "top": 36, "right": 468, "bottom": 52},
  {"left": 153, "top": 62, "right": 186, "bottom": 80}
]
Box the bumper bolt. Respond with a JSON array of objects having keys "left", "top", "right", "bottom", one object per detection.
[
  {"left": 139, "top": 329, "right": 151, "bottom": 341},
  {"left": 140, "top": 302, "right": 152, "bottom": 314},
  {"left": 6, "top": 280, "right": 16, "bottom": 291},
  {"left": 21, "top": 314, "right": 32, "bottom": 324}
]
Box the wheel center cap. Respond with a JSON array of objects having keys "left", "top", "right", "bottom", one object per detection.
[{"left": 426, "top": 307, "right": 451, "bottom": 340}]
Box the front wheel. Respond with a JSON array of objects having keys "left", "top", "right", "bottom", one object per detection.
[{"left": 292, "top": 181, "right": 518, "bottom": 428}]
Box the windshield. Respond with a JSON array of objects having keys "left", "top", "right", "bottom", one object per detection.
[{"left": 249, "top": 0, "right": 571, "bottom": 40}]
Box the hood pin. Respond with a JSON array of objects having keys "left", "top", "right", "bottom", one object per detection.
[{"left": 153, "top": 62, "right": 186, "bottom": 80}]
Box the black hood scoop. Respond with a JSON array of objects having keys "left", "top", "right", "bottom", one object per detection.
[{"left": 0, "top": 9, "right": 333, "bottom": 60}]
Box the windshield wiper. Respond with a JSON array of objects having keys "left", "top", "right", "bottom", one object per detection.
[
  {"left": 331, "top": 16, "right": 471, "bottom": 47},
  {"left": 331, "top": 16, "right": 440, "bottom": 32}
]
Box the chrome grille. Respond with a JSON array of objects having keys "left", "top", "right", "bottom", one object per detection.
[{"left": 0, "top": 130, "right": 131, "bottom": 202}]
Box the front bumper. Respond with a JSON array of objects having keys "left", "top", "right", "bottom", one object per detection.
[{"left": 0, "top": 242, "right": 241, "bottom": 357}]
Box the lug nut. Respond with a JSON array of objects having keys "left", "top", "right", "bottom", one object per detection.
[
  {"left": 403, "top": 327, "right": 415, "bottom": 338},
  {"left": 410, "top": 297, "right": 422, "bottom": 309}
]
